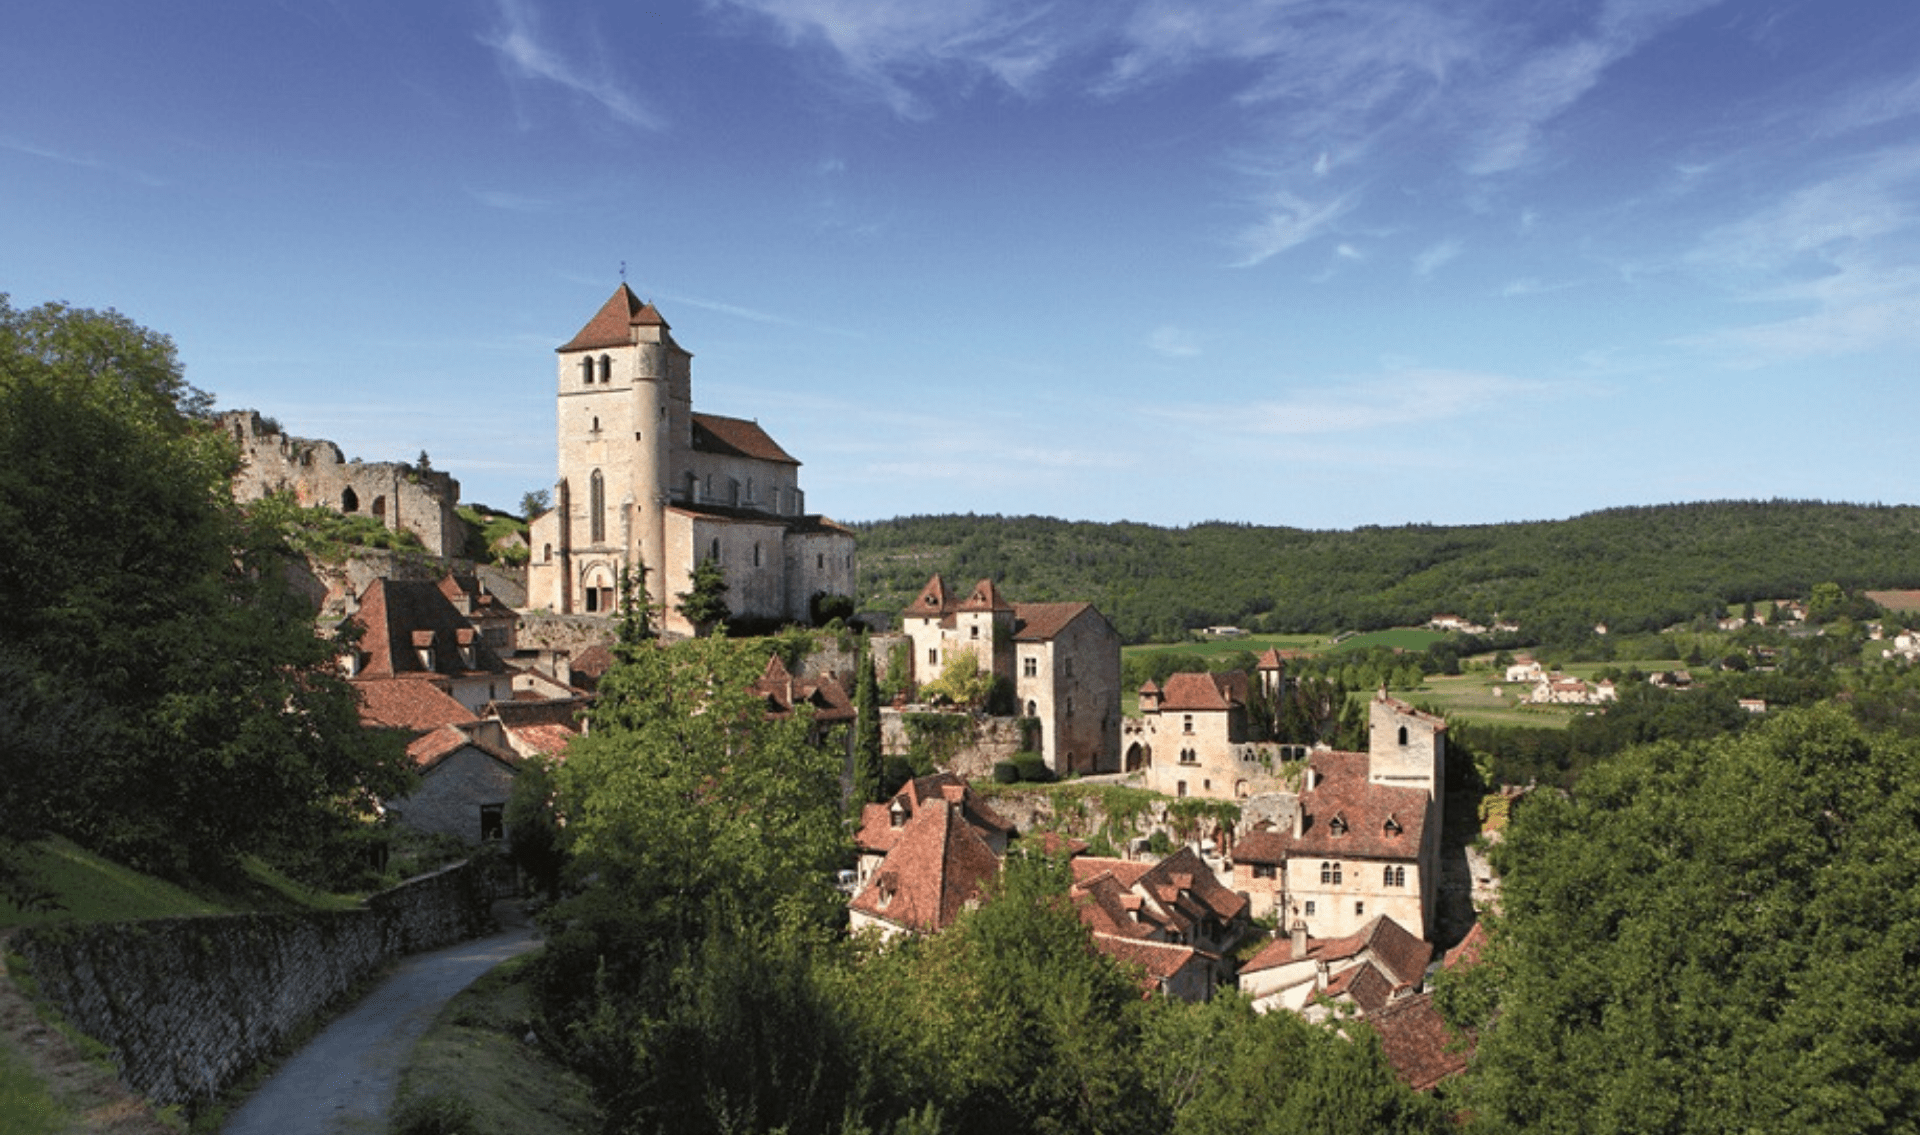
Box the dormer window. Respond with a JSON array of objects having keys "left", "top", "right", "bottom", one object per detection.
[
  {"left": 889, "top": 799, "right": 909, "bottom": 829},
  {"left": 1329, "top": 815, "right": 1348, "bottom": 837},
  {"left": 1383, "top": 815, "right": 1402, "bottom": 837}
]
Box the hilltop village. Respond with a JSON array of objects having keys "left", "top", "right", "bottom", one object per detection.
[
  {"left": 15, "top": 291, "right": 1920, "bottom": 1134},
  {"left": 205, "top": 284, "right": 1486, "bottom": 1093}
]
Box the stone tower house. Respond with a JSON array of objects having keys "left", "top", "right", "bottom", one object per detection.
[{"left": 525, "top": 285, "right": 855, "bottom": 635}]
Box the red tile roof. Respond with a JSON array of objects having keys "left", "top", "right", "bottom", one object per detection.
[
  {"left": 354, "top": 676, "right": 476, "bottom": 732},
  {"left": 1090, "top": 932, "right": 1210, "bottom": 994},
  {"left": 348, "top": 578, "right": 511, "bottom": 679},
  {"left": 558, "top": 284, "right": 668, "bottom": 352},
  {"left": 751, "top": 655, "right": 854, "bottom": 724},
  {"left": 1275, "top": 750, "right": 1431, "bottom": 859},
  {"left": 1368, "top": 993, "right": 1471, "bottom": 1091},
  {"left": 855, "top": 773, "right": 1014, "bottom": 855},
  {"left": 848, "top": 797, "right": 1001, "bottom": 934},
  {"left": 405, "top": 724, "right": 523, "bottom": 774},
  {"left": 1444, "top": 921, "right": 1488, "bottom": 971},
  {"left": 1070, "top": 849, "right": 1246, "bottom": 943},
  {"left": 690, "top": 413, "right": 798, "bottom": 465},
  {"left": 1157, "top": 671, "right": 1248, "bottom": 712},
  {"left": 1012, "top": 602, "right": 1098, "bottom": 642}
]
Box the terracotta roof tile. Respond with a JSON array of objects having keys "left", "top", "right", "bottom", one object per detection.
[
  {"left": 855, "top": 773, "right": 1012, "bottom": 854},
  {"left": 1158, "top": 671, "right": 1248, "bottom": 712},
  {"left": 354, "top": 676, "right": 476, "bottom": 732},
  {"left": 691, "top": 413, "right": 798, "bottom": 465},
  {"left": 1276, "top": 750, "right": 1431, "bottom": 859},
  {"left": 848, "top": 797, "right": 1001, "bottom": 933},
  {"left": 1090, "top": 932, "right": 1209, "bottom": 993},
  {"left": 1368, "top": 993, "right": 1470, "bottom": 1091},
  {"left": 348, "top": 578, "right": 511, "bottom": 679},
  {"left": 558, "top": 284, "right": 668, "bottom": 352},
  {"left": 1012, "top": 602, "right": 1097, "bottom": 642},
  {"left": 1444, "top": 921, "right": 1488, "bottom": 971},
  {"left": 751, "top": 654, "right": 856, "bottom": 724}
]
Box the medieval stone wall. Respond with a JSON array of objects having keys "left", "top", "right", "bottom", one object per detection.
[
  {"left": 220, "top": 410, "right": 463, "bottom": 558},
  {"left": 12, "top": 861, "right": 491, "bottom": 1108}
]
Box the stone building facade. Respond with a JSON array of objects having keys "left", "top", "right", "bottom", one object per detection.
[
  {"left": 220, "top": 410, "right": 462, "bottom": 558},
  {"left": 1232, "top": 692, "right": 1446, "bottom": 939},
  {"left": 525, "top": 285, "right": 856, "bottom": 636},
  {"left": 899, "top": 575, "right": 1122, "bottom": 774},
  {"left": 1128, "top": 661, "right": 1293, "bottom": 800}
]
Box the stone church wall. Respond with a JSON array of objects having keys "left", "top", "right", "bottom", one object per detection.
[{"left": 220, "top": 410, "right": 463, "bottom": 558}]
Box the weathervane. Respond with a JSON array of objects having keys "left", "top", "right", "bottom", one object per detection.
[{"left": 619, "top": 260, "right": 628, "bottom": 283}]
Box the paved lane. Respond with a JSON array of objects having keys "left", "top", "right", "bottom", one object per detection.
[{"left": 220, "top": 922, "right": 538, "bottom": 1135}]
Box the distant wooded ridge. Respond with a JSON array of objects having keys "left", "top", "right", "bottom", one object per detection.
[{"left": 850, "top": 500, "right": 1920, "bottom": 644}]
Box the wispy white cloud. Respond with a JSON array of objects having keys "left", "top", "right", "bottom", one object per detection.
[
  {"left": 480, "top": 0, "right": 664, "bottom": 129},
  {"left": 1683, "top": 145, "right": 1920, "bottom": 361},
  {"left": 1233, "top": 190, "right": 1356, "bottom": 266},
  {"left": 715, "top": 0, "right": 1094, "bottom": 118},
  {"left": 1499, "top": 276, "right": 1578, "bottom": 298},
  {"left": 1147, "top": 325, "right": 1201, "bottom": 358},
  {"left": 1168, "top": 367, "right": 1544, "bottom": 436},
  {"left": 1413, "top": 238, "right": 1462, "bottom": 277},
  {"left": 659, "top": 290, "right": 867, "bottom": 338},
  {"left": 0, "top": 138, "right": 166, "bottom": 187}
]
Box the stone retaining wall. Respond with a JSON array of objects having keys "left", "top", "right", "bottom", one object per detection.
[{"left": 11, "top": 861, "right": 491, "bottom": 1108}]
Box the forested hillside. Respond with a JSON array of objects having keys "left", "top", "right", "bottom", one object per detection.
[{"left": 852, "top": 502, "right": 1920, "bottom": 643}]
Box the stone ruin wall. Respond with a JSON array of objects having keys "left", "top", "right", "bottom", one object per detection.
[{"left": 219, "top": 410, "right": 462, "bottom": 559}]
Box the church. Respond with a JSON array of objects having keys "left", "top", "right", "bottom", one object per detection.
[{"left": 526, "top": 284, "right": 856, "bottom": 636}]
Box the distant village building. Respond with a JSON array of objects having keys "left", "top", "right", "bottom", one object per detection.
[
  {"left": 526, "top": 285, "right": 856, "bottom": 636},
  {"left": 899, "top": 575, "right": 1121, "bottom": 774}
]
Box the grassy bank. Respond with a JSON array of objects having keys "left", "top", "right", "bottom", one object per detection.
[{"left": 391, "top": 952, "right": 598, "bottom": 1135}]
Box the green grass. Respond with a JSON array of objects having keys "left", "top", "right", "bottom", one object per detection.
[
  {"left": 0, "top": 840, "right": 367, "bottom": 930},
  {"left": 393, "top": 953, "right": 599, "bottom": 1135},
  {"left": 1123, "top": 634, "right": 1331, "bottom": 661},
  {"left": 0, "top": 1044, "right": 67, "bottom": 1135},
  {"left": 1330, "top": 628, "right": 1448, "bottom": 653},
  {"left": 0, "top": 839, "right": 231, "bottom": 929}
]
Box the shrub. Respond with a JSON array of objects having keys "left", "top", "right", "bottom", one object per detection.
[
  {"left": 392, "top": 1093, "right": 477, "bottom": 1135},
  {"left": 1010, "top": 752, "right": 1054, "bottom": 784},
  {"left": 992, "top": 761, "right": 1020, "bottom": 784}
]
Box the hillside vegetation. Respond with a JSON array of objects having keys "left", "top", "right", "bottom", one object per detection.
[{"left": 852, "top": 502, "right": 1920, "bottom": 642}]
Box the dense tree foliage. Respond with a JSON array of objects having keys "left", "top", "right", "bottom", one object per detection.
[
  {"left": 1449, "top": 708, "right": 1920, "bottom": 1133},
  {"left": 0, "top": 297, "right": 409, "bottom": 893},
  {"left": 852, "top": 508, "right": 1920, "bottom": 642}
]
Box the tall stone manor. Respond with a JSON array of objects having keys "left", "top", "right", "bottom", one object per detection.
[
  {"left": 526, "top": 285, "right": 856, "bottom": 636},
  {"left": 221, "top": 410, "right": 462, "bottom": 558}
]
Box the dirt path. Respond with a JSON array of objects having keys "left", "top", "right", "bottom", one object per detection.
[{"left": 218, "top": 920, "right": 538, "bottom": 1135}]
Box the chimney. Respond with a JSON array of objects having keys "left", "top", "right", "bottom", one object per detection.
[
  {"left": 1292, "top": 801, "right": 1304, "bottom": 839},
  {"left": 1290, "top": 919, "right": 1308, "bottom": 957}
]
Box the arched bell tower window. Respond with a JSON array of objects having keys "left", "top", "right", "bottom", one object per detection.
[
  {"left": 579, "top": 357, "right": 593, "bottom": 385},
  {"left": 589, "top": 469, "right": 606, "bottom": 544},
  {"left": 597, "top": 354, "right": 612, "bottom": 383}
]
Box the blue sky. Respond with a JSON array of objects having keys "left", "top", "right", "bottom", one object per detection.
[{"left": 6, "top": 0, "right": 1919, "bottom": 529}]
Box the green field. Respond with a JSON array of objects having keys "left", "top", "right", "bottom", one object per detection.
[
  {"left": 1122, "top": 633, "right": 1332, "bottom": 661},
  {"left": 1330, "top": 628, "right": 1448, "bottom": 653}
]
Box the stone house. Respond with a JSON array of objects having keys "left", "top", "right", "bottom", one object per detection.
[
  {"left": 899, "top": 575, "right": 1122, "bottom": 774},
  {"left": 220, "top": 410, "right": 463, "bottom": 558},
  {"left": 1070, "top": 847, "right": 1251, "bottom": 994},
  {"left": 1127, "top": 663, "right": 1291, "bottom": 800},
  {"left": 1236, "top": 913, "right": 1431, "bottom": 1016},
  {"left": 852, "top": 773, "right": 1015, "bottom": 889},
  {"left": 1231, "top": 692, "right": 1445, "bottom": 939},
  {"left": 847, "top": 788, "right": 1004, "bottom": 940},
  {"left": 387, "top": 721, "right": 522, "bottom": 845},
  {"left": 526, "top": 285, "right": 856, "bottom": 636}
]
